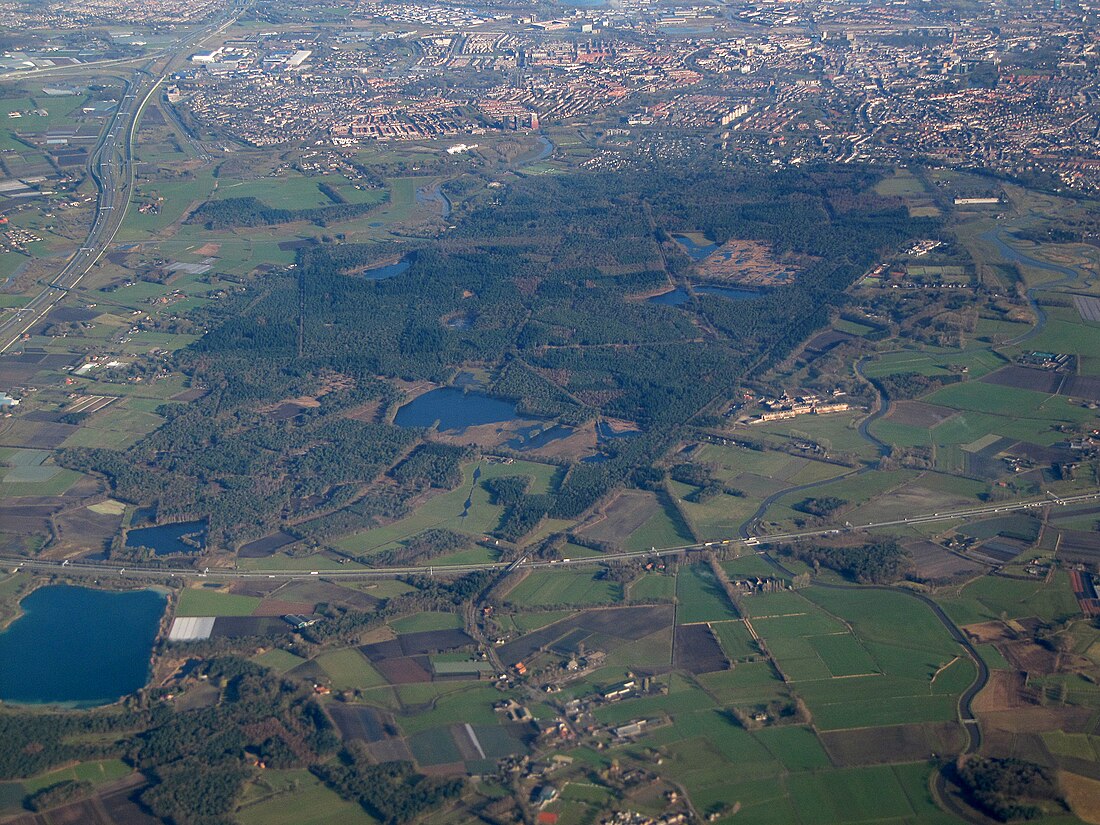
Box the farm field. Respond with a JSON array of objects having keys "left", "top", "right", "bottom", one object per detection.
[{"left": 175, "top": 588, "right": 262, "bottom": 617}]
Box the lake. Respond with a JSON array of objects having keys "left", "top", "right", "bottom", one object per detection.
[
  {"left": 394, "top": 388, "right": 524, "bottom": 432},
  {"left": 125, "top": 520, "right": 207, "bottom": 555},
  {"left": 505, "top": 423, "right": 575, "bottom": 451},
  {"left": 672, "top": 233, "right": 717, "bottom": 261},
  {"left": 359, "top": 258, "right": 411, "bottom": 280},
  {"left": 0, "top": 585, "right": 166, "bottom": 707},
  {"left": 648, "top": 285, "right": 762, "bottom": 306}
]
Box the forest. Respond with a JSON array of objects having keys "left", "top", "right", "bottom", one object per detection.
[{"left": 61, "top": 160, "right": 936, "bottom": 549}]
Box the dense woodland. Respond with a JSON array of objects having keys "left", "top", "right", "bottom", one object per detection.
[
  {"left": 782, "top": 538, "right": 912, "bottom": 583},
  {"left": 189, "top": 196, "right": 385, "bottom": 229}
]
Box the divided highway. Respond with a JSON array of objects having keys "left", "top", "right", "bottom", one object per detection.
[
  {"left": 0, "top": 13, "right": 241, "bottom": 353},
  {"left": 4, "top": 489, "right": 1097, "bottom": 582}
]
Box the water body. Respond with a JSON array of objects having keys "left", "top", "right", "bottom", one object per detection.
[
  {"left": 416, "top": 185, "right": 452, "bottom": 219},
  {"left": 672, "top": 234, "right": 717, "bottom": 261},
  {"left": 394, "top": 388, "right": 523, "bottom": 432},
  {"left": 0, "top": 585, "right": 166, "bottom": 707},
  {"left": 125, "top": 520, "right": 207, "bottom": 555},
  {"left": 980, "top": 230, "right": 1080, "bottom": 345},
  {"left": 982, "top": 231, "right": 1079, "bottom": 280},
  {"left": 648, "top": 285, "right": 763, "bottom": 306},
  {"left": 359, "top": 258, "right": 411, "bottom": 280},
  {"left": 596, "top": 421, "right": 640, "bottom": 440},
  {"left": 505, "top": 424, "right": 575, "bottom": 451}
]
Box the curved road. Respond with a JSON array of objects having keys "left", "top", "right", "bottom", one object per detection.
[
  {"left": 0, "top": 12, "right": 242, "bottom": 353},
  {"left": 738, "top": 354, "right": 893, "bottom": 539}
]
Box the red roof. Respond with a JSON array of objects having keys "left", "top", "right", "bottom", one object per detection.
[{"left": 538, "top": 813, "right": 559, "bottom": 824}]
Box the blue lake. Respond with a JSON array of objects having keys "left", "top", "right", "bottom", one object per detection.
[
  {"left": 648, "top": 285, "right": 762, "bottom": 306},
  {"left": 672, "top": 234, "right": 717, "bottom": 261},
  {"left": 360, "top": 259, "right": 411, "bottom": 280},
  {"left": 394, "top": 388, "right": 524, "bottom": 432},
  {"left": 125, "top": 520, "right": 207, "bottom": 555},
  {"left": 597, "top": 421, "right": 640, "bottom": 440},
  {"left": 0, "top": 585, "right": 166, "bottom": 706},
  {"left": 506, "top": 424, "right": 575, "bottom": 451}
]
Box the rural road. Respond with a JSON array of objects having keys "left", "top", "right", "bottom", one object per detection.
[{"left": 738, "top": 354, "right": 892, "bottom": 539}]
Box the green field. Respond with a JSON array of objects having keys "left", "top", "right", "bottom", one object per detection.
[
  {"left": 175, "top": 588, "right": 261, "bottom": 617},
  {"left": 21, "top": 759, "right": 131, "bottom": 793},
  {"left": 315, "top": 648, "right": 387, "bottom": 691},
  {"left": 505, "top": 569, "right": 622, "bottom": 607},
  {"left": 676, "top": 564, "right": 739, "bottom": 624},
  {"left": 937, "top": 571, "right": 1080, "bottom": 626},
  {"left": 390, "top": 611, "right": 463, "bottom": 633},
  {"left": 252, "top": 648, "right": 307, "bottom": 674},
  {"left": 236, "top": 770, "right": 378, "bottom": 825},
  {"left": 334, "top": 460, "right": 561, "bottom": 555}
]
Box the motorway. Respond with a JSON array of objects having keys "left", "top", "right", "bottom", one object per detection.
[
  {"left": 4, "top": 489, "right": 1098, "bottom": 582},
  {"left": 0, "top": 14, "right": 242, "bottom": 354}
]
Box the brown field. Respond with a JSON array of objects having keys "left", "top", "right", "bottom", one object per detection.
[
  {"left": 342, "top": 399, "right": 383, "bottom": 423},
  {"left": 1062, "top": 375, "right": 1100, "bottom": 402},
  {"left": 497, "top": 605, "right": 674, "bottom": 667},
  {"left": 820, "top": 722, "right": 966, "bottom": 767},
  {"left": 696, "top": 238, "right": 810, "bottom": 286},
  {"left": 973, "top": 670, "right": 1030, "bottom": 713},
  {"left": 578, "top": 490, "right": 660, "bottom": 545},
  {"left": 961, "top": 621, "right": 1014, "bottom": 645},
  {"left": 170, "top": 388, "right": 207, "bottom": 402},
  {"left": 803, "top": 329, "right": 856, "bottom": 354},
  {"left": 886, "top": 401, "right": 959, "bottom": 429},
  {"left": 55, "top": 507, "right": 122, "bottom": 553},
  {"left": 982, "top": 705, "right": 1094, "bottom": 736},
  {"left": 1061, "top": 771, "right": 1100, "bottom": 824},
  {"left": 227, "top": 579, "right": 284, "bottom": 598},
  {"left": 238, "top": 531, "right": 297, "bottom": 558},
  {"left": 979, "top": 729, "right": 1055, "bottom": 766},
  {"left": 673, "top": 624, "right": 728, "bottom": 674},
  {"left": 1058, "top": 529, "right": 1100, "bottom": 566},
  {"left": 369, "top": 738, "right": 414, "bottom": 762},
  {"left": 0, "top": 420, "right": 78, "bottom": 449},
  {"left": 251, "top": 599, "right": 316, "bottom": 617},
  {"left": 275, "top": 579, "right": 380, "bottom": 611},
  {"left": 374, "top": 656, "right": 432, "bottom": 684},
  {"left": 1001, "top": 639, "right": 1059, "bottom": 674},
  {"left": 908, "top": 540, "right": 988, "bottom": 581},
  {"left": 328, "top": 703, "right": 391, "bottom": 742},
  {"left": 981, "top": 365, "right": 1063, "bottom": 393}
]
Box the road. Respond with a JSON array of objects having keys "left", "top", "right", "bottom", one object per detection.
[
  {"left": 5, "top": 489, "right": 1097, "bottom": 582},
  {"left": 0, "top": 12, "right": 242, "bottom": 354}
]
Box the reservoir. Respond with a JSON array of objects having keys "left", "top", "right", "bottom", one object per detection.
[
  {"left": 125, "top": 520, "right": 207, "bottom": 555},
  {"left": 0, "top": 585, "right": 166, "bottom": 707},
  {"left": 394, "top": 388, "right": 524, "bottom": 432},
  {"left": 672, "top": 234, "right": 718, "bottom": 261},
  {"left": 360, "top": 258, "right": 411, "bottom": 280}
]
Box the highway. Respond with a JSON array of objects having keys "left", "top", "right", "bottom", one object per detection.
[
  {"left": 4, "top": 489, "right": 1097, "bottom": 582},
  {"left": 0, "top": 13, "right": 242, "bottom": 354}
]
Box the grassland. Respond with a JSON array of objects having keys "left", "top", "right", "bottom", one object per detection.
[
  {"left": 175, "top": 588, "right": 261, "bottom": 617},
  {"left": 676, "top": 564, "right": 739, "bottom": 624},
  {"left": 333, "top": 459, "right": 560, "bottom": 555},
  {"left": 505, "top": 569, "right": 622, "bottom": 607},
  {"left": 315, "top": 648, "right": 388, "bottom": 691},
  {"left": 235, "top": 769, "right": 378, "bottom": 825}
]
